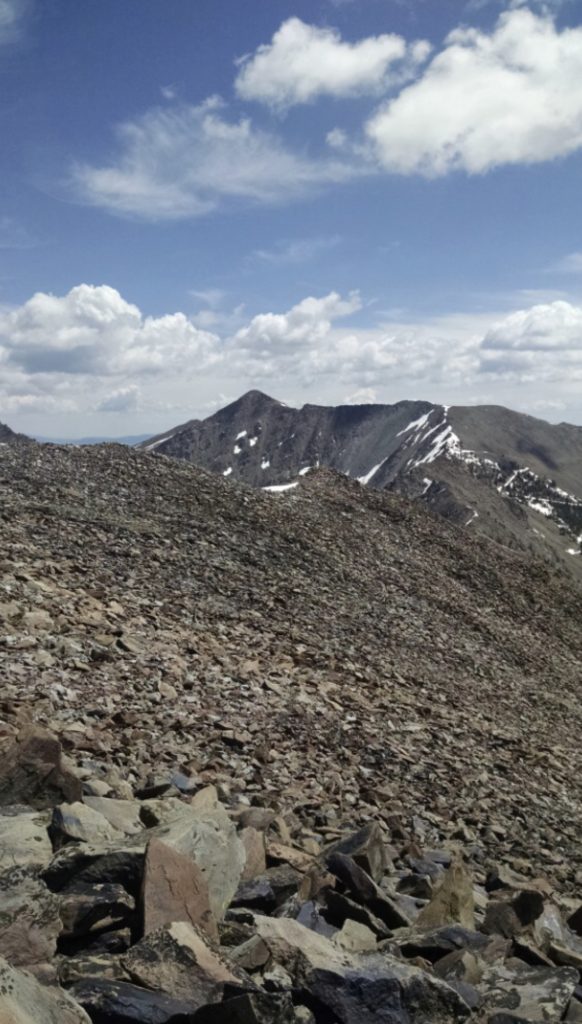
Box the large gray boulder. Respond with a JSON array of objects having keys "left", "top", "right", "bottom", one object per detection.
[
  {"left": 479, "top": 961, "right": 578, "bottom": 1022},
  {"left": 153, "top": 805, "right": 246, "bottom": 921},
  {"left": 0, "top": 955, "right": 91, "bottom": 1023},
  {"left": 253, "top": 915, "right": 471, "bottom": 1022},
  {"left": 0, "top": 869, "right": 62, "bottom": 968}
]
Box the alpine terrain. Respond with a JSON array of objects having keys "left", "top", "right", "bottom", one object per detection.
[
  {"left": 2, "top": 438, "right": 582, "bottom": 1022},
  {"left": 141, "top": 391, "right": 582, "bottom": 578}
]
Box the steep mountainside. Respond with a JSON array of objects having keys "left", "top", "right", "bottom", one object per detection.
[
  {"left": 0, "top": 418, "right": 28, "bottom": 444},
  {"left": 4, "top": 441, "right": 582, "bottom": 1021},
  {"left": 2, "top": 439, "right": 582, "bottom": 887},
  {"left": 141, "top": 391, "right": 582, "bottom": 576}
]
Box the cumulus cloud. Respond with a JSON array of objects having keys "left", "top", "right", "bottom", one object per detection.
[
  {"left": 72, "top": 97, "right": 357, "bottom": 221},
  {"left": 482, "top": 301, "right": 582, "bottom": 352},
  {"left": 232, "top": 291, "right": 362, "bottom": 374},
  {"left": 478, "top": 301, "right": 582, "bottom": 379},
  {"left": 3, "top": 284, "right": 582, "bottom": 430},
  {"left": 235, "top": 17, "right": 430, "bottom": 109},
  {"left": 97, "top": 385, "right": 141, "bottom": 413},
  {"left": 0, "top": 284, "right": 220, "bottom": 377},
  {"left": 366, "top": 8, "right": 582, "bottom": 175}
]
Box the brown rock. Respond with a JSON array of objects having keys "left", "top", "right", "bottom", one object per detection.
[
  {"left": 240, "top": 826, "right": 267, "bottom": 882},
  {"left": 142, "top": 837, "right": 219, "bottom": 942},
  {"left": 0, "top": 726, "right": 82, "bottom": 810},
  {"left": 416, "top": 860, "right": 475, "bottom": 931}
]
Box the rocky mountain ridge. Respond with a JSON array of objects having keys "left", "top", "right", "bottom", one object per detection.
[
  {"left": 141, "top": 391, "right": 582, "bottom": 576},
  {"left": 2, "top": 439, "right": 582, "bottom": 1021}
]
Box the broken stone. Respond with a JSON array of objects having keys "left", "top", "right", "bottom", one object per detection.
[
  {"left": 0, "top": 955, "right": 91, "bottom": 1024},
  {"left": 59, "top": 882, "right": 135, "bottom": 939},
  {"left": 122, "top": 921, "right": 247, "bottom": 1009},
  {"left": 83, "top": 795, "right": 143, "bottom": 835},
  {"left": 70, "top": 976, "right": 196, "bottom": 1023},
  {"left": 479, "top": 961, "right": 578, "bottom": 1022},
  {"left": 416, "top": 860, "right": 475, "bottom": 931},
  {"left": 0, "top": 869, "right": 62, "bottom": 967},
  {"left": 232, "top": 865, "right": 302, "bottom": 913},
  {"left": 325, "top": 822, "right": 390, "bottom": 883},
  {"left": 154, "top": 805, "right": 246, "bottom": 921},
  {"left": 0, "top": 726, "right": 82, "bottom": 809},
  {"left": 0, "top": 809, "right": 52, "bottom": 871},
  {"left": 327, "top": 851, "right": 411, "bottom": 929},
  {"left": 142, "top": 837, "right": 218, "bottom": 942},
  {"left": 51, "top": 800, "right": 122, "bottom": 847}
]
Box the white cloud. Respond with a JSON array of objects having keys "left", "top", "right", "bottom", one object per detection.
[
  {"left": 3, "top": 285, "right": 582, "bottom": 433},
  {"left": 97, "top": 385, "right": 141, "bottom": 413},
  {"left": 0, "top": 283, "right": 220, "bottom": 376},
  {"left": 72, "top": 97, "right": 356, "bottom": 221},
  {"left": 366, "top": 8, "right": 582, "bottom": 175},
  {"left": 232, "top": 291, "right": 362, "bottom": 368},
  {"left": 235, "top": 17, "right": 430, "bottom": 109},
  {"left": 479, "top": 301, "right": 582, "bottom": 379},
  {"left": 482, "top": 300, "right": 582, "bottom": 351},
  {"left": 0, "top": 0, "right": 28, "bottom": 45},
  {"left": 343, "top": 387, "right": 379, "bottom": 404},
  {"left": 549, "top": 252, "right": 582, "bottom": 274},
  {"left": 250, "top": 236, "right": 341, "bottom": 265},
  {"left": 189, "top": 287, "right": 226, "bottom": 308}
]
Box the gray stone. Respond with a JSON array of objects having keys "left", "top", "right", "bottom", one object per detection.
[
  {"left": 70, "top": 976, "right": 196, "bottom": 1023},
  {"left": 154, "top": 806, "right": 246, "bottom": 921},
  {"left": 0, "top": 869, "right": 62, "bottom": 967},
  {"left": 325, "top": 822, "right": 390, "bottom": 883},
  {"left": 122, "top": 921, "right": 246, "bottom": 1009},
  {"left": 479, "top": 961, "right": 578, "bottom": 1022},
  {"left": 84, "top": 796, "right": 143, "bottom": 835},
  {"left": 51, "top": 800, "right": 122, "bottom": 847},
  {"left": 0, "top": 810, "right": 52, "bottom": 871},
  {"left": 253, "top": 915, "right": 471, "bottom": 1022},
  {"left": 0, "top": 955, "right": 92, "bottom": 1023}
]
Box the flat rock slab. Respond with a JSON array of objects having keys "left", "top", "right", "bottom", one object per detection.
[
  {"left": 142, "top": 837, "right": 218, "bottom": 941},
  {"left": 70, "top": 977, "right": 195, "bottom": 1024},
  {"left": 0, "top": 810, "right": 52, "bottom": 871},
  {"left": 0, "top": 955, "right": 91, "bottom": 1024},
  {"left": 122, "top": 922, "right": 247, "bottom": 1009},
  {"left": 154, "top": 806, "right": 246, "bottom": 921},
  {"left": 51, "top": 800, "right": 123, "bottom": 847},
  {"left": 83, "top": 795, "right": 144, "bottom": 835},
  {"left": 479, "top": 962, "right": 578, "bottom": 1022}
]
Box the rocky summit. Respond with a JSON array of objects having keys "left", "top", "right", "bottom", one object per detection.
[
  {"left": 140, "top": 390, "right": 582, "bottom": 578},
  {"left": 2, "top": 439, "right": 582, "bottom": 1022}
]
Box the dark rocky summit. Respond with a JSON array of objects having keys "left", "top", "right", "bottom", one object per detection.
[
  {"left": 0, "top": 417, "right": 29, "bottom": 445},
  {"left": 141, "top": 391, "right": 582, "bottom": 577},
  {"left": 2, "top": 439, "right": 582, "bottom": 1021}
]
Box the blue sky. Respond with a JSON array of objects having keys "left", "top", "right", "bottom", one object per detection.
[{"left": 1, "top": 0, "right": 582, "bottom": 436}]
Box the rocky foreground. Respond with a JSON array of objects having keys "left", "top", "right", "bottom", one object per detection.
[{"left": 2, "top": 440, "right": 582, "bottom": 1021}]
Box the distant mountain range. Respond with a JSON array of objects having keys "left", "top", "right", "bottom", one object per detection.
[
  {"left": 139, "top": 390, "right": 582, "bottom": 577},
  {"left": 33, "top": 433, "right": 152, "bottom": 446}
]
